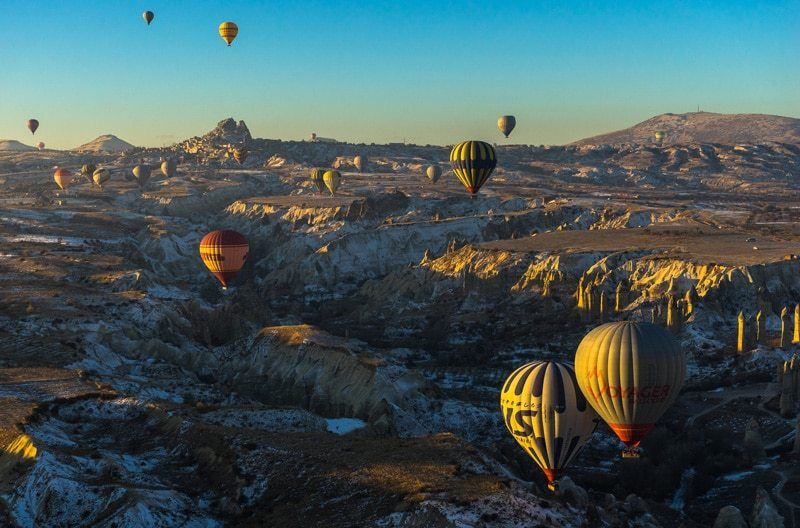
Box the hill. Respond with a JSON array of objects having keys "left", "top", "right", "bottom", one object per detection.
[
  {"left": 73, "top": 134, "right": 135, "bottom": 153},
  {"left": 572, "top": 112, "right": 800, "bottom": 146},
  {"left": 0, "top": 139, "right": 35, "bottom": 152}
]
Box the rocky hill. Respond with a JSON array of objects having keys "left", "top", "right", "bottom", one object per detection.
[
  {"left": 73, "top": 134, "right": 135, "bottom": 153},
  {"left": 0, "top": 139, "right": 35, "bottom": 152},
  {"left": 572, "top": 112, "right": 800, "bottom": 146}
]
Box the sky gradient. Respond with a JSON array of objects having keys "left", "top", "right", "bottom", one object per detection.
[{"left": 1, "top": 0, "right": 798, "bottom": 149}]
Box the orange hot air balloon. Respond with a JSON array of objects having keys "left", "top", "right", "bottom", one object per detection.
[
  {"left": 199, "top": 230, "right": 249, "bottom": 288},
  {"left": 27, "top": 119, "right": 39, "bottom": 135},
  {"left": 54, "top": 168, "right": 73, "bottom": 190},
  {"left": 573, "top": 321, "right": 686, "bottom": 458}
]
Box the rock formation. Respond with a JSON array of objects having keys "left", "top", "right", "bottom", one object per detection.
[
  {"left": 750, "top": 487, "right": 785, "bottom": 528},
  {"left": 744, "top": 418, "right": 766, "bottom": 462},
  {"left": 738, "top": 312, "right": 747, "bottom": 354},
  {"left": 713, "top": 506, "right": 748, "bottom": 528},
  {"left": 779, "top": 355, "right": 799, "bottom": 417},
  {"left": 780, "top": 307, "right": 791, "bottom": 348}
]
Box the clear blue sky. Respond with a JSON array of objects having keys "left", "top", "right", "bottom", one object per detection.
[{"left": 1, "top": 0, "right": 798, "bottom": 149}]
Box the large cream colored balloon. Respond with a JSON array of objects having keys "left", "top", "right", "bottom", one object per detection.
[
  {"left": 574, "top": 321, "right": 685, "bottom": 452},
  {"left": 500, "top": 360, "right": 597, "bottom": 489}
]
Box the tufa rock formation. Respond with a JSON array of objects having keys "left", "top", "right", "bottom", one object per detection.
[
  {"left": 744, "top": 417, "right": 766, "bottom": 462},
  {"left": 778, "top": 355, "right": 799, "bottom": 417},
  {"left": 713, "top": 506, "right": 748, "bottom": 528},
  {"left": 750, "top": 487, "right": 785, "bottom": 528}
]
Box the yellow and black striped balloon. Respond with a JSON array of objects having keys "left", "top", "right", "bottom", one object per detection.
[
  {"left": 219, "top": 22, "right": 238, "bottom": 46},
  {"left": 500, "top": 360, "right": 598, "bottom": 489},
  {"left": 450, "top": 140, "right": 496, "bottom": 195},
  {"left": 309, "top": 168, "right": 326, "bottom": 193}
]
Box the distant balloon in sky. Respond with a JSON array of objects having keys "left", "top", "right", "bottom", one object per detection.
[
  {"left": 426, "top": 165, "right": 441, "bottom": 183},
  {"left": 27, "top": 119, "right": 39, "bottom": 135},
  {"left": 232, "top": 147, "right": 248, "bottom": 165},
  {"left": 132, "top": 164, "right": 152, "bottom": 188},
  {"left": 322, "top": 170, "right": 341, "bottom": 196},
  {"left": 143, "top": 11, "right": 154, "bottom": 25},
  {"left": 199, "top": 229, "right": 249, "bottom": 289},
  {"left": 161, "top": 159, "right": 177, "bottom": 178},
  {"left": 36, "top": 142, "right": 45, "bottom": 151},
  {"left": 497, "top": 115, "right": 516, "bottom": 138},
  {"left": 353, "top": 155, "right": 366, "bottom": 173},
  {"left": 53, "top": 168, "right": 72, "bottom": 190},
  {"left": 309, "top": 168, "right": 326, "bottom": 194},
  {"left": 450, "top": 140, "right": 496, "bottom": 196},
  {"left": 92, "top": 167, "right": 110, "bottom": 187},
  {"left": 81, "top": 164, "right": 96, "bottom": 178},
  {"left": 219, "top": 22, "right": 238, "bottom": 46}
]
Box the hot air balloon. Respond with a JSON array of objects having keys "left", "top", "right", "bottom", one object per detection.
[
  {"left": 450, "top": 140, "right": 496, "bottom": 197},
  {"left": 654, "top": 131, "right": 665, "bottom": 145},
  {"left": 36, "top": 142, "right": 45, "bottom": 151},
  {"left": 498, "top": 116, "right": 516, "bottom": 138},
  {"left": 232, "top": 147, "right": 248, "bottom": 165},
  {"left": 132, "top": 164, "right": 152, "bottom": 188},
  {"left": 573, "top": 321, "right": 686, "bottom": 458},
  {"left": 27, "top": 119, "right": 39, "bottom": 135},
  {"left": 219, "top": 22, "right": 238, "bottom": 46},
  {"left": 353, "top": 155, "right": 366, "bottom": 173},
  {"left": 53, "top": 168, "right": 72, "bottom": 190},
  {"left": 143, "top": 11, "right": 154, "bottom": 25},
  {"left": 199, "top": 230, "right": 249, "bottom": 289},
  {"left": 161, "top": 159, "right": 177, "bottom": 178},
  {"left": 322, "top": 170, "right": 341, "bottom": 196},
  {"left": 500, "top": 361, "right": 598, "bottom": 491},
  {"left": 92, "top": 167, "right": 110, "bottom": 187},
  {"left": 309, "top": 168, "right": 326, "bottom": 194},
  {"left": 426, "top": 165, "right": 441, "bottom": 183},
  {"left": 81, "top": 164, "right": 97, "bottom": 181}
]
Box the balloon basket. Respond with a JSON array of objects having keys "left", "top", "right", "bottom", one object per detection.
[
  {"left": 547, "top": 481, "right": 559, "bottom": 492},
  {"left": 621, "top": 448, "right": 641, "bottom": 459}
]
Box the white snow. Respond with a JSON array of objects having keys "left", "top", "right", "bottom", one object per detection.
[{"left": 326, "top": 418, "right": 367, "bottom": 435}]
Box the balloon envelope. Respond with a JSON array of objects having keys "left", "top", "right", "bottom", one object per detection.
[
  {"left": 450, "top": 140, "right": 496, "bottom": 195},
  {"left": 322, "top": 170, "right": 341, "bottom": 196},
  {"left": 497, "top": 115, "right": 516, "bottom": 138},
  {"left": 573, "top": 321, "right": 686, "bottom": 450},
  {"left": 426, "top": 165, "right": 441, "bottom": 183},
  {"left": 232, "top": 148, "right": 248, "bottom": 165},
  {"left": 501, "top": 361, "right": 598, "bottom": 487},
  {"left": 81, "top": 164, "right": 96, "bottom": 176},
  {"left": 309, "top": 168, "right": 326, "bottom": 193},
  {"left": 36, "top": 142, "right": 45, "bottom": 151},
  {"left": 199, "top": 229, "right": 249, "bottom": 288},
  {"left": 353, "top": 155, "right": 366, "bottom": 173},
  {"left": 161, "top": 159, "right": 177, "bottom": 178},
  {"left": 132, "top": 165, "right": 152, "bottom": 187},
  {"left": 143, "top": 11, "right": 154, "bottom": 25},
  {"left": 92, "top": 168, "right": 110, "bottom": 187},
  {"left": 219, "top": 22, "right": 238, "bottom": 46},
  {"left": 53, "top": 168, "right": 72, "bottom": 190},
  {"left": 27, "top": 119, "right": 39, "bottom": 135}
]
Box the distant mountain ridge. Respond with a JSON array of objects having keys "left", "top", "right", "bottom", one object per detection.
[
  {"left": 572, "top": 112, "right": 800, "bottom": 146},
  {"left": 0, "top": 139, "right": 35, "bottom": 151},
  {"left": 73, "top": 134, "right": 135, "bottom": 153}
]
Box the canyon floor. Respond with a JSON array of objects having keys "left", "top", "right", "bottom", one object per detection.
[{"left": 1, "top": 122, "right": 799, "bottom": 527}]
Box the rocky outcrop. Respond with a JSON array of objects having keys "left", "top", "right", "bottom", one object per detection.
[
  {"left": 750, "top": 487, "right": 784, "bottom": 528},
  {"left": 713, "top": 506, "right": 748, "bottom": 528}
]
